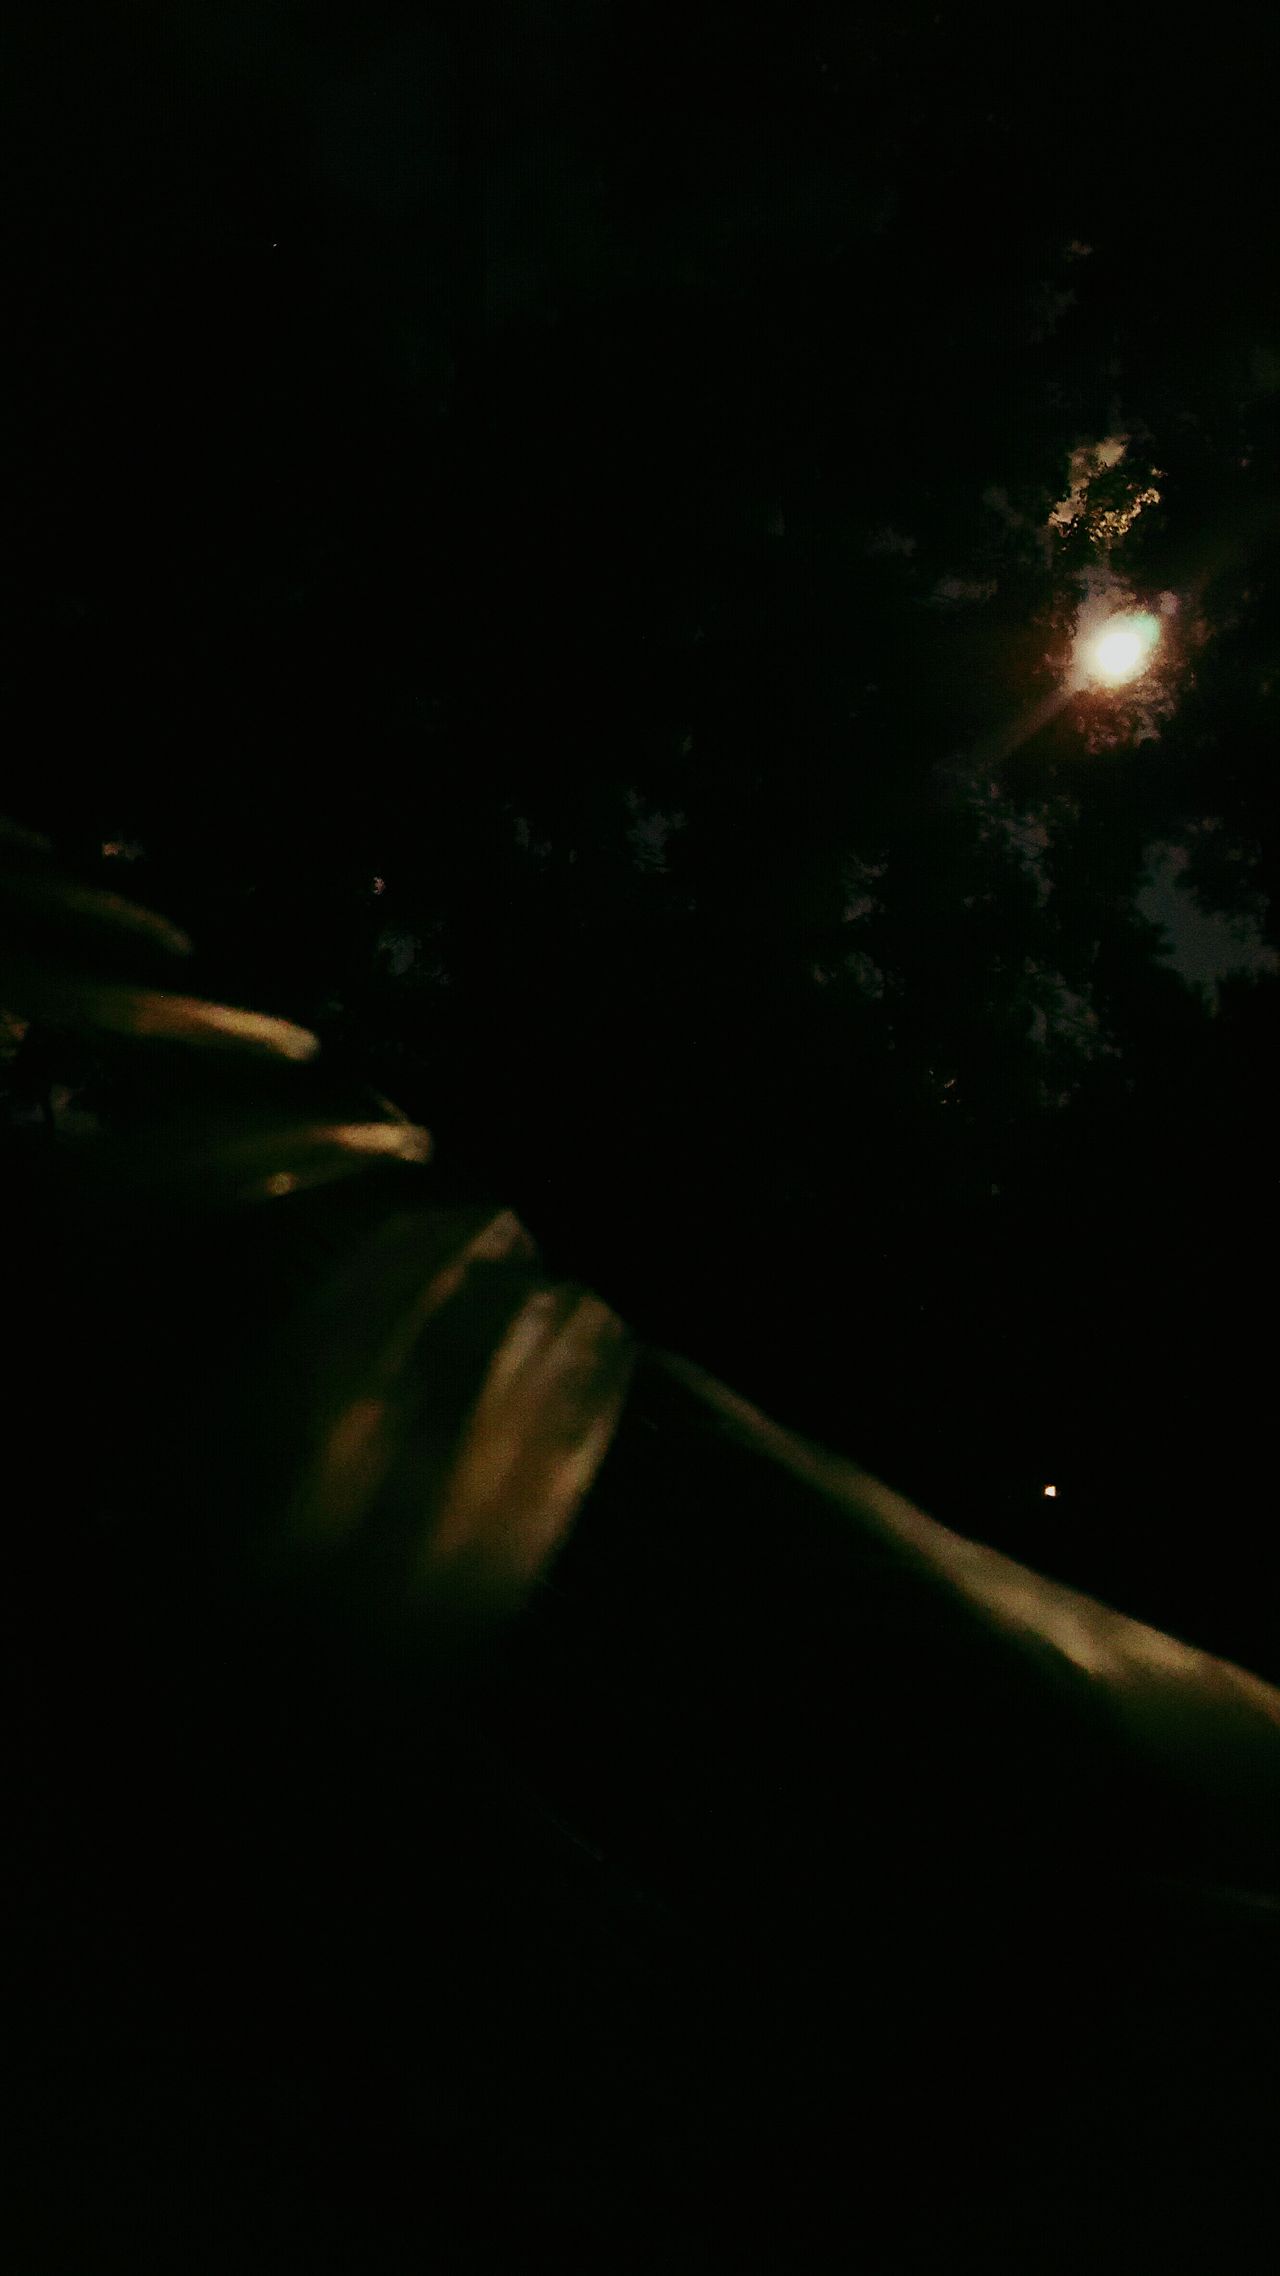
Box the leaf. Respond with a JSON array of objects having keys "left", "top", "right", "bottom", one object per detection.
[
  {"left": 0, "top": 960, "right": 318, "bottom": 1059},
  {"left": 275, "top": 1205, "right": 632, "bottom": 1615},
  {"left": 0, "top": 872, "right": 192, "bottom": 962},
  {"left": 89, "top": 1111, "right": 432, "bottom": 1205},
  {"left": 426, "top": 1283, "right": 633, "bottom": 1596}
]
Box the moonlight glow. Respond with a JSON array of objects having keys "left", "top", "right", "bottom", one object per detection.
[{"left": 1082, "top": 611, "right": 1160, "bottom": 687}]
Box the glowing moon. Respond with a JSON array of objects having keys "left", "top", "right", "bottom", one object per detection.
[{"left": 1083, "top": 611, "right": 1160, "bottom": 686}]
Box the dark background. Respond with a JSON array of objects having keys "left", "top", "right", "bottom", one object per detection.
[{"left": 4, "top": 3, "right": 1278, "bottom": 1673}]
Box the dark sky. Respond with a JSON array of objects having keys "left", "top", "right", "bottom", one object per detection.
[
  {"left": 4, "top": 5, "right": 1278, "bottom": 1645},
  {"left": 7, "top": 33, "right": 1280, "bottom": 2272}
]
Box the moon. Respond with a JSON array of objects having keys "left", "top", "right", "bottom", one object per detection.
[{"left": 1084, "top": 612, "right": 1160, "bottom": 686}]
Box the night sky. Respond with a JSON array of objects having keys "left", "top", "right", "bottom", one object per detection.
[
  {"left": 4, "top": 5, "right": 1279, "bottom": 1659},
  {"left": 5, "top": 14, "right": 1280, "bottom": 2273}
]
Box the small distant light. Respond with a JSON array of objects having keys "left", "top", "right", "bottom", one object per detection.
[
  {"left": 266, "top": 1171, "right": 297, "bottom": 1197},
  {"left": 1043, "top": 1484, "right": 1058, "bottom": 1499}
]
